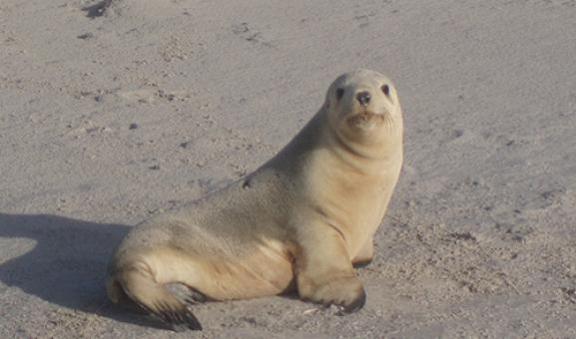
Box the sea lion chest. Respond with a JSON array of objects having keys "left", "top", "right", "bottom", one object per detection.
[{"left": 303, "top": 146, "right": 401, "bottom": 256}]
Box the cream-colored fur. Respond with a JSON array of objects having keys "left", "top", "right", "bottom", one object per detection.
[{"left": 107, "top": 69, "right": 404, "bottom": 330}]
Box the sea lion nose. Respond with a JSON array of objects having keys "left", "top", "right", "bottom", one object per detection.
[{"left": 356, "top": 91, "right": 371, "bottom": 106}]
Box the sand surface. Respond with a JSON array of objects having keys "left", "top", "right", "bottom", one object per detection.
[{"left": 1, "top": 0, "right": 576, "bottom": 337}]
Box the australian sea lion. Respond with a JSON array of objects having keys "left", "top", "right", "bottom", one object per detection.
[{"left": 107, "top": 69, "right": 404, "bottom": 330}]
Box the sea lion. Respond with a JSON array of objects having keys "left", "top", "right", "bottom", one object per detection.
[{"left": 106, "top": 69, "right": 404, "bottom": 330}]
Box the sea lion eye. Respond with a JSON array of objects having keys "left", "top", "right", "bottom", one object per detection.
[
  {"left": 381, "top": 84, "right": 390, "bottom": 97},
  {"left": 336, "top": 88, "right": 345, "bottom": 100}
]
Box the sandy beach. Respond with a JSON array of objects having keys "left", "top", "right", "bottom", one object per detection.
[{"left": 1, "top": 0, "right": 576, "bottom": 337}]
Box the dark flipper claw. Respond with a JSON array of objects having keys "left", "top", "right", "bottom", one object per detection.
[
  {"left": 340, "top": 289, "right": 366, "bottom": 314},
  {"left": 132, "top": 295, "right": 202, "bottom": 331},
  {"left": 154, "top": 302, "right": 202, "bottom": 331},
  {"left": 165, "top": 283, "right": 210, "bottom": 305}
]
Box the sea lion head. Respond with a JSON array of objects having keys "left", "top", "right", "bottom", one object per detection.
[{"left": 324, "top": 69, "right": 402, "bottom": 146}]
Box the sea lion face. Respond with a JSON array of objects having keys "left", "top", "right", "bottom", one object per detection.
[{"left": 325, "top": 69, "right": 402, "bottom": 144}]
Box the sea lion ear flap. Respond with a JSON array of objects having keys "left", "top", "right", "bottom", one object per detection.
[{"left": 381, "top": 84, "right": 390, "bottom": 97}]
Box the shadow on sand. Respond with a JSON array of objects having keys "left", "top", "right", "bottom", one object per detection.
[{"left": 0, "top": 213, "right": 164, "bottom": 329}]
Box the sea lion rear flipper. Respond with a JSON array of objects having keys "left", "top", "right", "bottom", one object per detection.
[
  {"left": 145, "top": 300, "right": 202, "bottom": 332},
  {"left": 116, "top": 267, "right": 203, "bottom": 331},
  {"left": 165, "top": 282, "right": 210, "bottom": 305}
]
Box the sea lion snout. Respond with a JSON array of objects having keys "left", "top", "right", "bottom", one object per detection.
[{"left": 355, "top": 91, "right": 371, "bottom": 106}]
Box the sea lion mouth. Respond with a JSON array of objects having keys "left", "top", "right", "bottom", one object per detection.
[{"left": 346, "top": 111, "right": 387, "bottom": 127}]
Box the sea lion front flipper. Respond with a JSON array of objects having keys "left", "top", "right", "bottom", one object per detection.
[
  {"left": 352, "top": 237, "right": 374, "bottom": 268},
  {"left": 295, "top": 221, "right": 366, "bottom": 313}
]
